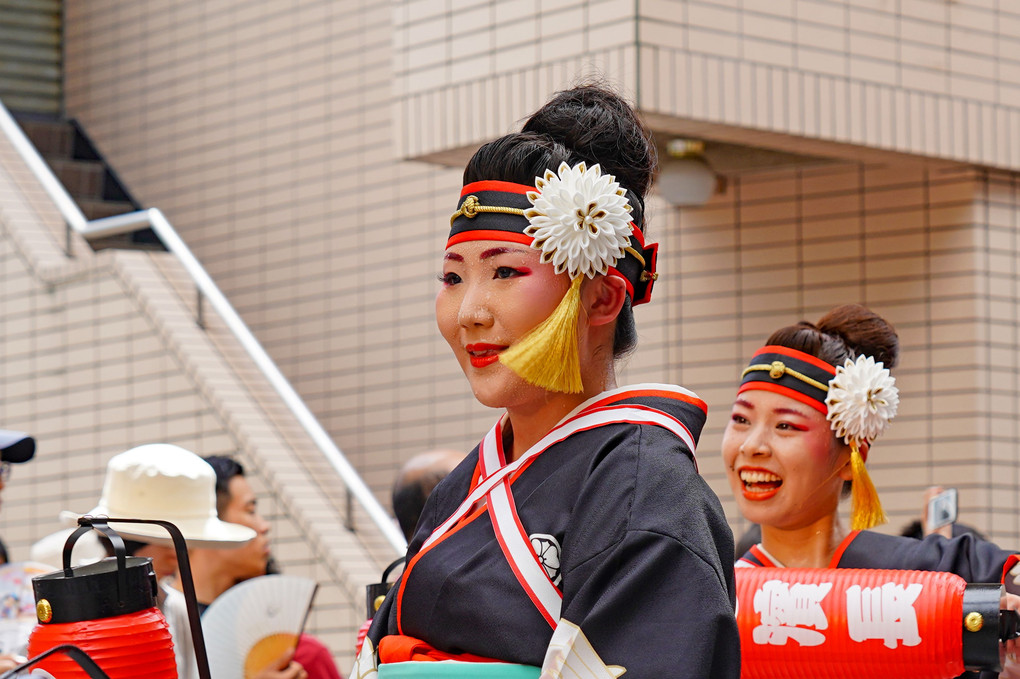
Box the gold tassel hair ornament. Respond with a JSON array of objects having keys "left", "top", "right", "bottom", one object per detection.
[
  {"left": 848, "top": 440, "right": 886, "bottom": 531},
  {"left": 499, "top": 276, "right": 585, "bottom": 393},
  {"left": 498, "top": 161, "right": 636, "bottom": 393},
  {"left": 825, "top": 354, "right": 900, "bottom": 531}
]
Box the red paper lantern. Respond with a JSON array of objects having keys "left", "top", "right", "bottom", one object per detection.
[
  {"left": 736, "top": 568, "right": 1002, "bottom": 679},
  {"left": 27, "top": 554, "right": 176, "bottom": 679}
]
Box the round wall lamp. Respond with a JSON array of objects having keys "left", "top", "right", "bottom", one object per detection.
[{"left": 657, "top": 139, "right": 718, "bottom": 206}]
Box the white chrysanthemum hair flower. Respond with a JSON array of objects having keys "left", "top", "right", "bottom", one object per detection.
[
  {"left": 826, "top": 354, "right": 899, "bottom": 444},
  {"left": 524, "top": 161, "right": 634, "bottom": 279}
]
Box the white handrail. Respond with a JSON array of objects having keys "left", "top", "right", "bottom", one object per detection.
[{"left": 0, "top": 100, "right": 407, "bottom": 555}]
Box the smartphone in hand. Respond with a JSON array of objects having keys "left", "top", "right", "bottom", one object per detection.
[{"left": 926, "top": 487, "right": 958, "bottom": 533}]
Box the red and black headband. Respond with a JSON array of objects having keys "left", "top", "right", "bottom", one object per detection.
[
  {"left": 738, "top": 345, "right": 836, "bottom": 415},
  {"left": 448, "top": 179, "right": 659, "bottom": 305}
]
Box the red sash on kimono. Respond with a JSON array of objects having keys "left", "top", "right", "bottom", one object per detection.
[{"left": 399, "top": 384, "right": 703, "bottom": 630}]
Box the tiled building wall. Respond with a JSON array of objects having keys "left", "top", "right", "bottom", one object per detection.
[
  {"left": 57, "top": 0, "right": 1020, "bottom": 559},
  {"left": 661, "top": 163, "right": 1020, "bottom": 546},
  {"left": 0, "top": 131, "right": 382, "bottom": 667},
  {"left": 396, "top": 0, "right": 1020, "bottom": 169},
  {"left": 636, "top": 0, "right": 1020, "bottom": 169},
  {"left": 62, "top": 0, "right": 502, "bottom": 503}
]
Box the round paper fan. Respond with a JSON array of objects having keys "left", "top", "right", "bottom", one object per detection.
[{"left": 202, "top": 574, "right": 318, "bottom": 679}]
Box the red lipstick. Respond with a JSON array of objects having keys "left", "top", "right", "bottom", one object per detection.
[
  {"left": 737, "top": 466, "right": 782, "bottom": 501},
  {"left": 466, "top": 343, "right": 506, "bottom": 368}
]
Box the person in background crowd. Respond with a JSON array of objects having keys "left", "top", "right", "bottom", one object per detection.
[
  {"left": 899, "top": 486, "right": 989, "bottom": 542},
  {"left": 182, "top": 455, "right": 343, "bottom": 679},
  {"left": 62, "top": 443, "right": 257, "bottom": 675},
  {"left": 391, "top": 450, "right": 464, "bottom": 542},
  {"left": 725, "top": 304, "right": 1019, "bottom": 679},
  {"left": 354, "top": 449, "right": 466, "bottom": 655},
  {"left": 0, "top": 430, "right": 36, "bottom": 565},
  {"left": 0, "top": 430, "right": 35, "bottom": 672}
]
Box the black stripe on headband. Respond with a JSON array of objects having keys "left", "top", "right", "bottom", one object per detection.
[
  {"left": 739, "top": 346, "right": 836, "bottom": 412},
  {"left": 449, "top": 185, "right": 534, "bottom": 242},
  {"left": 447, "top": 180, "right": 659, "bottom": 305}
]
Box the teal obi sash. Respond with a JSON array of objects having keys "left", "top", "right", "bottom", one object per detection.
[{"left": 378, "top": 661, "right": 541, "bottom": 678}]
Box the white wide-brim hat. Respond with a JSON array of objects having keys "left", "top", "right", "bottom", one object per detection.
[
  {"left": 62, "top": 443, "right": 256, "bottom": 549},
  {"left": 30, "top": 528, "right": 107, "bottom": 569}
]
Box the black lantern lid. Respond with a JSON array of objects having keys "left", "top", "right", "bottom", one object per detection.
[{"left": 32, "top": 555, "right": 158, "bottom": 624}]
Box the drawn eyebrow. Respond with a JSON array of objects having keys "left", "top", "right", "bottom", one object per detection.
[
  {"left": 480, "top": 247, "right": 530, "bottom": 260},
  {"left": 774, "top": 407, "right": 810, "bottom": 417},
  {"left": 444, "top": 252, "right": 464, "bottom": 262},
  {"left": 734, "top": 399, "right": 809, "bottom": 418}
]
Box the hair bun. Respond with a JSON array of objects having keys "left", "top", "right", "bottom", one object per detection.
[
  {"left": 521, "top": 85, "right": 656, "bottom": 209},
  {"left": 816, "top": 304, "right": 899, "bottom": 369}
]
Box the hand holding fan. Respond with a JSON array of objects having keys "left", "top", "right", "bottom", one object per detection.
[{"left": 201, "top": 574, "right": 318, "bottom": 679}]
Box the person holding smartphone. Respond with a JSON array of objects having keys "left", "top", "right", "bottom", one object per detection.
[{"left": 724, "top": 305, "right": 1020, "bottom": 678}]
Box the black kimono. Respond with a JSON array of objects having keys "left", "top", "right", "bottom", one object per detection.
[
  {"left": 738, "top": 530, "right": 1020, "bottom": 679},
  {"left": 738, "top": 530, "right": 1018, "bottom": 582},
  {"left": 369, "top": 384, "right": 740, "bottom": 678}
]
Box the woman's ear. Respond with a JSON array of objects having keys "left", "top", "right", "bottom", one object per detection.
[
  {"left": 586, "top": 275, "right": 628, "bottom": 327},
  {"left": 837, "top": 440, "right": 868, "bottom": 482},
  {"left": 838, "top": 451, "right": 854, "bottom": 482}
]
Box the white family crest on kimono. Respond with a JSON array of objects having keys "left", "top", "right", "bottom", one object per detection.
[{"left": 751, "top": 577, "right": 924, "bottom": 650}]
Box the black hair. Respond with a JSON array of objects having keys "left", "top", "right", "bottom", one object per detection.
[
  {"left": 392, "top": 466, "right": 450, "bottom": 541},
  {"left": 765, "top": 304, "right": 899, "bottom": 370},
  {"left": 203, "top": 455, "right": 245, "bottom": 517},
  {"left": 462, "top": 84, "right": 656, "bottom": 358}
]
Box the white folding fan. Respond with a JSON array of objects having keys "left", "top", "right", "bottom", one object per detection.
[{"left": 202, "top": 574, "right": 319, "bottom": 679}]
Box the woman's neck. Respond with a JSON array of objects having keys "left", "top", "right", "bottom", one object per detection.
[
  {"left": 505, "top": 372, "right": 616, "bottom": 462},
  {"left": 759, "top": 512, "right": 849, "bottom": 569}
]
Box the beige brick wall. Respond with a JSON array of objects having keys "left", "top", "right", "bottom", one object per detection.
[
  {"left": 664, "top": 163, "right": 1020, "bottom": 545},
  {"left": 0, "top": 128, "right": 382, "bottom": 668},
  {"left": 396, "top": 0, "right": 1020, "bottom": 169},
  {"left": 53, "top": 0, "right": 1020, "bottom": 577}
]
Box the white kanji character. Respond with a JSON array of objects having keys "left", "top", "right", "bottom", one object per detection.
[
  {"left": 846, "top": 582, "right": 923, "bottom": 649},
  {"left": 752, "top": 579, "right": 832, "bottom": 646}
]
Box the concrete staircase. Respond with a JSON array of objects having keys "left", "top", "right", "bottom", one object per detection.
[
  {"left": 0, "top": 0, "right": 61, "bottom": 117},
  {"left": 15, "top": 117, "right": 163, "bottom": 249},
  {"left": 2, "top": 0, "right": 157, "bottom": 248}
]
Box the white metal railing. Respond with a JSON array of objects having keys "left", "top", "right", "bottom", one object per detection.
[{"left": 0, "top": 99, "right": 407, "bottom": 555}]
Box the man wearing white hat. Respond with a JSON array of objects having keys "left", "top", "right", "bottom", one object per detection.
[{"left": 63, "top": 443, "right": 258, "bottom": 678}]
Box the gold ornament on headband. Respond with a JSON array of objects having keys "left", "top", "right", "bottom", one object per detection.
[
  {"left": 499, "top": 162, "right": 634, "bottom": 393},
  {"left": 825, "top": 355, "right": 900, "bottom": 530}
]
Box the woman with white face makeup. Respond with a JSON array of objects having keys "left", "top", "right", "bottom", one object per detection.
[
  {"left": 724, "top": 304, "right": 1020, "bottom": 679},
  {"left": 355, "top": 86, "right": 739, "bottom": 679}
]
